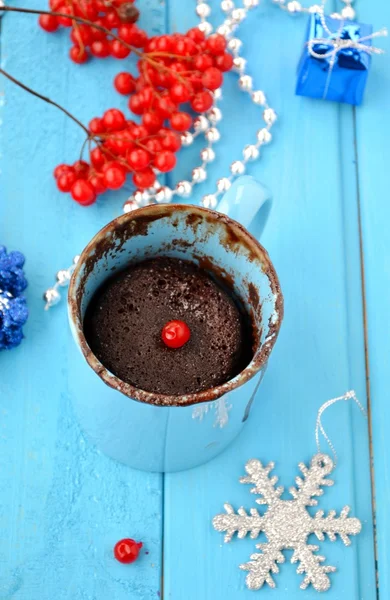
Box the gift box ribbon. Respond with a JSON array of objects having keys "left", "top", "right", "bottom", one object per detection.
[{"left": 307, "top": 11, "right": 387, "bottom": 99}]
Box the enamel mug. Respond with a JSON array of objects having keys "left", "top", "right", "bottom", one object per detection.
[{"left": 68, "top": 176, "right": 283, "bottom": 472}]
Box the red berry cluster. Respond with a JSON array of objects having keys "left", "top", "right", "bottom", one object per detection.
[
  {"left": 41, "top": 2, "right": 234, "bottom": 206},
  {"left": 54, "top": 108, "right": 182, "bottom": 205},
  {"left": 39, "top": 0, "right": 147, "bottom": 63},
  {"left": 114, "top": 30, "right": 232, "bottom": 128}
]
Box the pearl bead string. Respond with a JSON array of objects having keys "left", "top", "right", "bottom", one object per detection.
[
  {"left": 272, "top": 0, "right": 356, "bottom": 21},
  {"left": 44, "top": 0, "right": 276, "bottom": 308}
]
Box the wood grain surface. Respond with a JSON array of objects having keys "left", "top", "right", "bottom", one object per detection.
[{"left": 1, "top": 1, "right": 386, "bottom": 598}]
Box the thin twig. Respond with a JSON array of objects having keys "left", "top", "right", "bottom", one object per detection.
[{"left": 0, "top": 67, "right": 90, "bottom": 135}]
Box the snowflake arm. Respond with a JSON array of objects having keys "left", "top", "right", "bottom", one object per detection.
[
  {"left": 292, "top": 544, "right": 336, "bottom": 592},
  {"left": 240, "top": 542, "right": 285, "bottom": 590},
  {"left": 311, "top": 506, "right": 362, "bottom": 545},
  {"left": 240, "top": 459, "right": 284, "bottom": 505},
  {"left": 212, "top": 503, "right": 264, "bottom": 543},
  {"left": 289, "top": 454, "right": 334, "bottom": 507}
]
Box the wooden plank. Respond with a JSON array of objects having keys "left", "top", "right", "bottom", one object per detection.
[
  {"left": 354, "top": 2, "right": 390, "bottom": 598},
  {"left": 163, "top": 2, "right": 376, "bottom": 598},
  {"left": 0, "top": 2, "right": 166, "bottom": 598}
]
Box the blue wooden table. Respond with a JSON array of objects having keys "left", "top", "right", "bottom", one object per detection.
[{"left": 1, "top": 1, "right": 389, "bottom": 598}]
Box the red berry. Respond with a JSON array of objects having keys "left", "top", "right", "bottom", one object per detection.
[
  {"left": 39, "top": 14, "right": 59, "bottom": 32},
  {"left": 122, "top": 24, "right": 147, "bottom": 47},
  {"left": 78, "top": 0, "right": 99, "bottom": 20},
  {"left": 90, "top": 146, "right": 106, "bottom": 169},
  {"left": 104, "top": 9, "right": 121, "bottom": 29},
  {"left": 156, "top": 35, "right": 172, "bottom": 52},
  {"left": 133, "top": 167, "right": 156, "bottom": 189},
  {"left": 114, "top": 72, "right": 136, "bottom": 95},
  {"left": 129, "top": 93, "right": 145, "bottom": 115},
  {"left": 114, "top": 539, "right": 143, "bottom": 564},
  {"left": 214, "top": 52, "right": 234, "bottom": 72},
  {"left": 70, "top": 25, "right": 92, "bottom": 46},
  {"left": 57, "top": 5, "right": 73, "bottom": 27},
  {"left": 90, "top": 18, "right": 106, "bottom": 41},
  {"left": 71, "top": 180, "right": 96, "bottom": 205},
  {"left": 89, "top": 174, "right": 107, "bottom": 195},
  {"left": 161, "top": 320, "right": 191, "bottom": 349},
  {"left": 161, "top": 131, "right": 181, "bottom": 152},
  {"left": 186, "top": 27, "right": 206, "bottom": 43},
  {"left": 69, "top": 45, "right": 89, "bottom": 64},
  {"left": 103, "top": 109, "right": 126, "bottom": 131},
  {"left": 194, "top": 54, "right": 213, "bottom": 72},
  {"left": 118, "top": 23, "right": 135, "bottom": 43},
  {"left": 206, "top": 34, "right": 227, "bottom": 56},
  {"left": 155, "top": 96, "right": 176, "bottom": 118},
  {"left": 54, "top": 164, "right": 73, "bottom": 179},
  {"left": 111, "top": 39, "right": 131, "bottom": 59},
  {"left": 104, "top": 164, "right": 127, "bottom": 189},
  {"left": 142, "top": 112, "right": 164, "bottom": 134},
  {"left": 170, "top": 112, "right": 192, "bottom": 132},
  {"left": 128, "top": 148, "right": 150, "bottom": 170},
  {"left": 169, "top": 82, "right": 191, "bottom": 104},
  {"left": 191, "top": 91, "right": 214, "bottom": 113},
  {"left": 145, "top": 138, "right": 162, "bottom": 154},
  {"left": 57, "top": 170, "right": 77, "bottom": 192},
  {"left": 90, "top": 40, "right": 111, "bottom": 58},
  {"left": 74, "top": 160, "right": 90, "bottom": 179},
  {"left": 89, "top": 117, "right": 105, "bottom": 134},
  {"left": 49, "top": 0, "right": 63, "bottom": 9},
  {"left": 202, "top": 67, "right": 223, "bottom": 91},
  {"left": 131, "top": 125, "right": 148, "bottom": 139},
  {"left": 153, "top": 150, "right": 176, "bottom": 173}
]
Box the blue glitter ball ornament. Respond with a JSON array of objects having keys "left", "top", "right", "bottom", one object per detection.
[
  {"left": 0, "top": 246, "right": 28, "bottom": 350},
  {"left": 0, "top": 246, "right": 28, "bottom": 297},
  {"left": 0, "top": 292, "right": 29, "bottom": 350}
]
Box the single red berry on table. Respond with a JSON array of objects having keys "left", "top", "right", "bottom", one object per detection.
[
  {"left": 71, "top": 180, "right": 96, "bottom": 205},
  {"left": 114, "top": 539, "right": 143, "bottom": 564},
  {"left": 133, "top": 167, "right": 156, "bottom": 189},
  {"left": 114, "top": 72, "right": 136, "bottom": 95},
  {"left": 154, "top": 150, "right": 176, "bottom": 173},
  {"left": 38, "top": 14, "right": 59, "bottom": 33},
  {"left": 161, "top": 320, "right": 191, "bottom": 349}
]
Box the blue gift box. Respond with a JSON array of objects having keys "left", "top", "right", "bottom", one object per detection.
[{"left": 296, "top": 13, "right": 373, "bottom": 105}]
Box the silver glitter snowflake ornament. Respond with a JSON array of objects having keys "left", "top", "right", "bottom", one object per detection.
[{"left": 213, "top": 453, "right": 361, "bottom": 593}]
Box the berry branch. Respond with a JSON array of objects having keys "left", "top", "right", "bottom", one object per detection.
[{"left": 1, "top": 1, "right": 234, "bottom": 206}]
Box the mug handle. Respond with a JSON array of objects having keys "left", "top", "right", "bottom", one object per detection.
[{"left": 216, "top": 175, "right": 272, "bottom": 240}]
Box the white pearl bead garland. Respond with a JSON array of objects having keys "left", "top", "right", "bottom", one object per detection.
[{"left": 273, "top": 0, "right": 356, "bottom": 20}]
